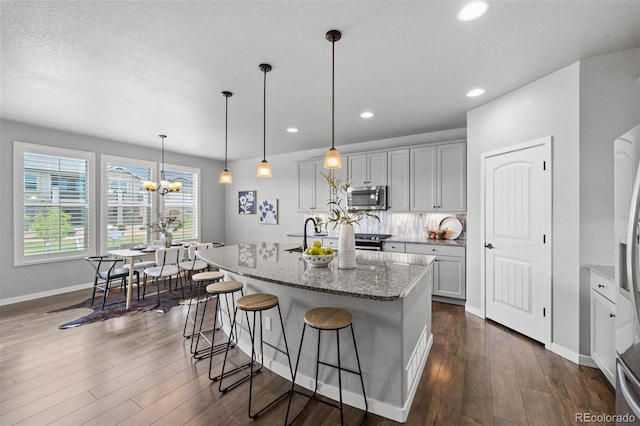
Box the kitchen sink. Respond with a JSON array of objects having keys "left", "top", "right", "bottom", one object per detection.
[{"left": 285, "top": 246, "right": 304, "bottom": 253}]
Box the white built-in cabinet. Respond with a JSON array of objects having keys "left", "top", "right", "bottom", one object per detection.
[
  {"left": 348, "top": 152, "right": 388, "bottom": 186},
  {"left": 405, "top": 243, "right": 466, "bottom": 300},
  {"left": 410, "top": 142, "right": 466, "bottom": 212},
  {"left": 590, "top": 269, "right": 616, "bottom": 386},
  {"left": 297, "top": 160, "right": 329, "bottom": 212},
  {"left": 297, "top": 141, "right": 466, "bottom": 213},
  {"left": 387, "top": 149, "right": 410, "bottom": 211}
]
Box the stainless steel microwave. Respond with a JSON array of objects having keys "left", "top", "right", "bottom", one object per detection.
[{"left": 346, "top": 186, "right": 387, "bottom": 211}]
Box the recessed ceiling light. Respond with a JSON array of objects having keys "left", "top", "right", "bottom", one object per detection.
[
  {"left": 287, "top": 127, "right": 298, "bottom": 133},
  {"left": 466, "top": 88, "right": 485, "bottom": 97},
  {"left": 457, "top": 1, "right": 489, "bottom": 22},
  {"left": 360, "top": 112, "right": 374, "bottom": 118}
]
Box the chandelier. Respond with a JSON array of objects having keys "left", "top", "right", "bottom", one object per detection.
[{"left": 143, "top": 134, "right": 182, "bottom": 195}]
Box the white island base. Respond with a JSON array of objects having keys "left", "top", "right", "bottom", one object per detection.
[{"left": 199, "top": 244, "right": 434, "bottom": 423}]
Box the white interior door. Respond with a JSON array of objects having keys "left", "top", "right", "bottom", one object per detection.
[{"left": 483, "top": 138, "right": 551, "bottom": 344}]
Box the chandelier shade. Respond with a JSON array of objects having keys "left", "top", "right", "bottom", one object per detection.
[
  {"left": 257, "top": 63, "right": 272, "bottom": 178},
  {"left": 219, "top": 91, "right": 233, "bottom": 184},
  {"left": 143, "top": 134, "right": 182, "bottom": 195},
  {"left": 323, "top": 29, "right": 343, "bottom": 170}
]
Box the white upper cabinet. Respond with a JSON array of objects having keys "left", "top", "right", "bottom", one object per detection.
[
  {"left": 410, "top": 142, "right": 466, "bottom": 212},
  {"left": 348, "top": 152, "right": 387, "bottom": 186},
  {"left": 410, "top": 146, "right": 437, "bottom": 211},
  {"left": 387, "top": 149, "right": 410, "bottom": 211},
  {"left": 438, "top": 142, "right": 466, "bottom": 212},
  {"left": 297, "top": 160, "right": 330, "bottom": 212}
]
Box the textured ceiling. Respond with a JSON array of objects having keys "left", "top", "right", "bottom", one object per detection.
[{"left": 1, "top": 1, "right": 639, "bottom": 161}]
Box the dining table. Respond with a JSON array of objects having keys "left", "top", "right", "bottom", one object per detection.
[{"left": 107, "top": 247, "right": 156, "bottom": 309}]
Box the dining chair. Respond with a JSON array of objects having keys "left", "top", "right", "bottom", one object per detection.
[
  {"left": 143, "top": 246, "right": 185, "bottom": 306},
  {"left": 84, "top": 256, "right": 140, "bottom": 309},
  {"left": 120, "top": 243, "right": 156, "bottom": 289}
]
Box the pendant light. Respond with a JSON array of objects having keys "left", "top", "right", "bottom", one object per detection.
[
  {"left": 323, "top": 29, "right": 342, "bottom": 169},
  {"left": 143, "top": 134, "right": 183, "bottom": 194},
  {"left": 219, "top": 91, "right": 233, "bottom": 184},
  {"left": 256, "top": 63, "right": 273, "bottom": 178}
]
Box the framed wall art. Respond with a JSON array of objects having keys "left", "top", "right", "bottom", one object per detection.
[{"left": 238, "top": 190, "right": 256, "bottom": 214}]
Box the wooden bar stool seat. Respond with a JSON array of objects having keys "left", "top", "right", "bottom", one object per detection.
[
  {"left": 206, "top": 280, "right": 243, "bottom": 295},
  {"left": 183, "top": 270, "right": 225, "bottom": 359},
  {"left": 217, "top": 292, "right": 293, "bottom": 419},
  {"left": 285, "top": 307, "right": 368, "bottom": 425}
]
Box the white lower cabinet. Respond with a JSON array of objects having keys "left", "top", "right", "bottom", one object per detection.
[
  {"left": 399, "top": 243, "right": 466, "bottom": 300},
  {"left": 590, "top": 270, "right": 616, "bottom": 386}
]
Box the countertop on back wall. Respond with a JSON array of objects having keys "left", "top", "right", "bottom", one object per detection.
[{"left": 286, "top": 232, "right": 466, "bottom": 247}]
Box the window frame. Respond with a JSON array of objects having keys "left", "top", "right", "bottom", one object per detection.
[
  {"left": 100, "top": 155, "right": 157, "bottom": 253},
  {"left": 13, "top": 141, "right": 96, "bottom": 266},
  {"left": 162, "top": 163, "right": 201, "bottom": 242}
]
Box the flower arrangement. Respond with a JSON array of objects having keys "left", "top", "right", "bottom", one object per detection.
[
  {"left": 149, "top": 212, "right": 184, "bottom": 234},
  {"left": 321, "top": 172, "right": 379, "bottom": 228}
]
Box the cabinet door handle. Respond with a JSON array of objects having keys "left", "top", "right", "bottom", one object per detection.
[
  {"left": 433, "top": 205, "right": 436, "bottom": 208},
  {"left": 485, "top": 243, "right": 495, "bottom": 249},
  {"left": 610, "top": 313, "right": 616, "bottom": 318},
  {"left": 598, "top": 284, "right": 605, "bottom": 288}
]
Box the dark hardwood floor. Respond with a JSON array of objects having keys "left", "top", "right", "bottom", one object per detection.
[{"left": 0, "top": 288, "right": 615, "bottom": 425}]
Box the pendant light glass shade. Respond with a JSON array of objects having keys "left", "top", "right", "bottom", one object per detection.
[
  {"left": 219, "top": 169, "right": 232, "bottom": 183},
  {"left": 219, "top": 91, "right": 233, "bottom": 184},
  {"left": 257, "top": 63, "right": 272, "bottom": 178},
  {"left": 324, "top": 147, "right": 342, "bottom": 168},
  {"left": 257, "top": 160, "right": 272, "bottom": 177},
  {"left": 323, "top": 29, "right": 343, "bottom": 170}
]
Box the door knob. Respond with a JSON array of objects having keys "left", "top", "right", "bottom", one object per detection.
[{"left": 485, "top": 243, "right": 494, "bottom": 249}]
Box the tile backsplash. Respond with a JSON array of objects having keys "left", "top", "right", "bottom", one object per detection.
[{"left": 305, "top": 212, "right": 466, "bottom": 241}]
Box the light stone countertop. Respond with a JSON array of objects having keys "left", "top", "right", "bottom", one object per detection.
[
  {"left": 588, "top": 264, "right": 615, "bottom": 282},
  {"left": 197, "top": 242, "right": 435, "bottom": 301},
  {"left": 286, "top": 232, "right": 466, "bottom": 247}
]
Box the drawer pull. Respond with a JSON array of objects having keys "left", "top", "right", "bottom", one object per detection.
[{"left": 598, "top": 284, "right": 605, "bottom": 288}]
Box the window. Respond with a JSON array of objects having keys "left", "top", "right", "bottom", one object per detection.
[
  {"left": 14, "top": 141, "right": 95, "bottom": 265},
  {"left": 101, "top": 156, "right": 155, "bottom": 250},
  {"left": 162, "top": 165, "right": 200, "bottom": 241}
]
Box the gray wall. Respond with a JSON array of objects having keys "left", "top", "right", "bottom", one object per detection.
[
  {"left": 466, "top": 47, "right": 640, "bottom": 358},
  {"left": 0, "top": 119, "right": 226, "bottom": 302}
]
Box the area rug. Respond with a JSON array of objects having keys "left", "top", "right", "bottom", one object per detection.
[{"left": 49, "top": 286, "right": 189, "bottom": 329}]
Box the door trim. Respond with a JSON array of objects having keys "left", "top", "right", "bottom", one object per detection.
[{"left": 480, "top": 136, "right": 553, "bottom": 346}]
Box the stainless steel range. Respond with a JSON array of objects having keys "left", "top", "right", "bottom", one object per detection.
[{"left": 354, "top": 233, "right": 392, "bottom": 251}]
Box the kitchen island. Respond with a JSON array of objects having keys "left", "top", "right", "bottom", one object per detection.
[{"left": 197, "top": 242, "right": 434, "bottom": 423}]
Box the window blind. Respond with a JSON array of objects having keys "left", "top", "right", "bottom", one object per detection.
[{"left": 163, "top": 167, "right": 199, "bottom": 241}]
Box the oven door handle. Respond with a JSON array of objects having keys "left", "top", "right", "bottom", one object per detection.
[{"left": 618, "top": 361, "right": 640, "bottom": 418}]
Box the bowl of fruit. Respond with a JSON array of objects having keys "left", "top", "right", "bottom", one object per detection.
[{"left": 303, "top": 241, "right": 336, "bottom": 268}]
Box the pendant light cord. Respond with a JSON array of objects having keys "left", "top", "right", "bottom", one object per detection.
[
  {"left": 263, "top": 67, "right": 267, "bottom": 162},
  {"left": 160, "top": 135, "right": 165, "bottom": 180},
  {"left": 225, "top": 95, "right": 229, "bottom": 169},
  {"left": 331, "top": 36, "right": 335, "bottom": 150}
]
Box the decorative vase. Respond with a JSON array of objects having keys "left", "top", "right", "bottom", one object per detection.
[
  {"left": 161, "top": 231, "right": 173, "bottom": 248},
  {"left": 338, "top": 223, "right": 356, "bottom": 269}
]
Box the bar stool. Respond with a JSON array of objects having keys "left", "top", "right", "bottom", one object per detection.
[
  {"left": 203, "top": 280, "right": 245, "bottom": 372},
  {"left": 218, "top": 293, "right": 293, "bottom": 419},
  {"left": 285, "top": 307, "right": 368, "bottom": 426},
  {"left": 182, "top": 270, "right": 225, "bottom": 359}
]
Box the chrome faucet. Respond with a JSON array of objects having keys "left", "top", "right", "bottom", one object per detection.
[{"left": 302, "top": 217, "right": 317, "bottom": 251}]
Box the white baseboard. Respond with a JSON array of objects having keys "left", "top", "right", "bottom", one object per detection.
[
  {"left": 549, "top": 342, "right": 581, "bottom": 364},
  {"left": 0, "top": 282, "right": 93, "bottom": 306},
  {"left": 578, "top": 354, "right": 598, "bottom": 368},
  {"left": 464, "top": 304, "right": 485, "bottom": 319}
]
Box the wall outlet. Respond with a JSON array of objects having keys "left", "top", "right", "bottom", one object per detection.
[{"left": 265, "top": 315, "right": 272, "bottom": 331}]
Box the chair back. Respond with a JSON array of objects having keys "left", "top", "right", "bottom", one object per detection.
[
  {"left": 155, "top": 247, "right": 183, "bottom": 266},
  {"left": 84, "top": 256, "right": 120, "bottom": 276}
]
